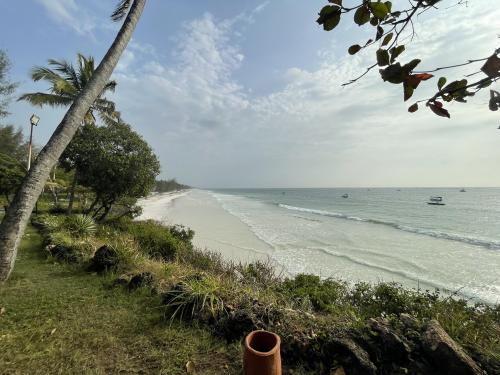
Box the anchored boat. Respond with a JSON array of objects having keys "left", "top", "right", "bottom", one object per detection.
[{"left": 427, "top": 196, "right": 445, "bottom": 206}]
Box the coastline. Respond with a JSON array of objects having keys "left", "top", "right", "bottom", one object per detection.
[{"left": 137, "top": 189, "right": 272, "bottom": 265}]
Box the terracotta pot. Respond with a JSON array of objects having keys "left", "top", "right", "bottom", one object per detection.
[{"left": 243, "top": 330, "right": 282, "bottom": 375}]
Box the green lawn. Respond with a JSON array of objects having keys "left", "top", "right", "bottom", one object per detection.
[{"left": 0, "top": 227, "right": 241, "bottom": 374}]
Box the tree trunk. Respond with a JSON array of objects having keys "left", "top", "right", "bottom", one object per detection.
[
  {"left": 0, "top": 0, "right": 146, "bottom": 283},
  {"left": 66, "top": 170, "right": 78, "bottom": 215},
  {"left": 98, "top": 203, "right": 113, "bottom": 223}
]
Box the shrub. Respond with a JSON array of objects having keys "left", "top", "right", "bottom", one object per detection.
[
  {"left": 112, "top": 220, "right": 193, "bottom": 261},
  {"left": 237, "top": 260, "right": 281, "bottom": 286},
  {"left": 162, "top": 274, "right": 226, "bottom": 322},
  {"left": 281, "top": 274, "right": 349, "bottom": 313},
  {"left": 64, "top": 214, "right": 97, "bottom": 237}
]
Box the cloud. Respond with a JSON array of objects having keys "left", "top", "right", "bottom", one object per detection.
[
  {"left": 110, "top": 2, "right": 500, "bottom": 187},
  {"left": 35, "top": 0, "right": 96, "bottom": 36}
]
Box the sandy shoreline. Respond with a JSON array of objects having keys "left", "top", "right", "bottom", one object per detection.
[{"left": 137, "top": 189, "right": 272, "bottom": 264}]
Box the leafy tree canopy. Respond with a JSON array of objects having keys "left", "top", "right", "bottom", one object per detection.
[
  {"left": 317, "top": 0, "right": 500, "bottom": 118},
  {"left": 0, "top": 50, "right": 17, "bottom": 119},
  {"left": 65, "top": 122, "right": 160, "bottom": 220},
  {"left": 155, "top": 179, "right": 190, "bottom": 193},
  {"left": 0, "top": 124, "right": 27, "bottom": 162},
  {"left": 0, "top": 153, "right": 25, "bottom": 204}
]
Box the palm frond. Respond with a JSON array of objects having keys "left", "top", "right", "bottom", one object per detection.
[
  {"left": 98, "top": 110, "right": 121, "bottom": 126},
  {"left": 48, "top": 58, "right": 81, "bottom": 90},
  {"left": 103, "top": 80, "right": 117, "bottom": 94},
  {"left": 18, "top": 92, "right": 73, "bottom": 107},
  {"left": 111, "top": 0, "right": 131, "bottom": 22},
  {"left": 51, "top": 79, "right": 78, "bottom": 96},
  {"left": 84, "top": 110, "right": 97, "bottom": 126},
  {"left": 30, "top": 66, "right": 63, "bottom": 84}
]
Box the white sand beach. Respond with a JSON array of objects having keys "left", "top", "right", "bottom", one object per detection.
[{"left": 137, "top": 189, "right": 271, "bottom": 264}]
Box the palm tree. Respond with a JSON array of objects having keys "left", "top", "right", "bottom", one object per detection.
[
  {"left": 19, "top": 54, "right": 121, "bottom": 214},
  {"left": 19, "top": 54, "right": 120, "bottom": 127},
  {"left": 0, "top": 0, "right": 147, "bottom": 283}
]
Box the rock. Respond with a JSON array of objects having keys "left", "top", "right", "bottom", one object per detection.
[
  {"left": 113, "top": 274, "right": 131, "bottom": 287},
  {"left": 128, "top": 272, "right": 154, "bottom": 290},
  {"left": 88, "top": 245, "right": 119, "bottom": 273},
  {"left": 369, "top": 318, "right": 411, "bottom": 362},
  {"left": 47, "top": 244, "right": 78, "bottom": 263},
  {"left": 327, "top": 337, "right": 377, "bottom": 375},
  {"left": 330, "top": 367, "right": 346, "bottom": 375},
  {"left": 400, "top": 313, "right": 419, "bottom": 329},
  {"left": 421, "top": 320, "right": 483, "bottom": 375}
]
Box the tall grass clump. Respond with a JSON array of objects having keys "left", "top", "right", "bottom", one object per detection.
[
  {"left": 112, "top": 219, "right": 193, "bottom": 261},
  {"left": 64, "top": 214, "right": 97, "bottom": 237},
  {"left": 163, "top": 274, "right": 226, "bottom": 322}
]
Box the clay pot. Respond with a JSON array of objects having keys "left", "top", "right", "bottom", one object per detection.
[{"left": 243, "top": 330, "right": 282, "bottom": 375}]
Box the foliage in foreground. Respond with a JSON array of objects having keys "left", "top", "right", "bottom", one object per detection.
[
  {"left": 0, "top": 227, "right": 243, "bottom": 375},
  {"left": 33, "top": 213, "right": 500, "bottom": 372}
]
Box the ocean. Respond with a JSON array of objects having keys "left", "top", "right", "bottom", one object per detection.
[{"left": 139, "top": 188, "right": 500, "bottom": 304}]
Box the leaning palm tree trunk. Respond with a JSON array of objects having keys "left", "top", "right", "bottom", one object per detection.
[{"left": 0, "top": 0, "right": 146, "bottom": 283}]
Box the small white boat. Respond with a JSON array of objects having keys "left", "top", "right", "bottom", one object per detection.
[{"left": 427, "top": 196, "right": 445, "bottom": 206}]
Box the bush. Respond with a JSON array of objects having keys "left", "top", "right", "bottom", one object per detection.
[
  {"left": 64, "top": 214, "right": 97, "bottom": 237},
  {"left": 162, "top": 274, "right": 226, "bottom": 322},
  {"left": 281, "top": 274, "right": 349, "bottom": 313},
  {"left": 112, "top": 219, "right": 193, "bottom": 261}
]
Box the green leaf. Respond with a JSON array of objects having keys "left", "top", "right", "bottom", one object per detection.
[
  {"left": 384, "top": 1, "right": 392, "bottom": 13},
  {"left": 403, "top": 82, "right": 414, "bottom": 101},
  {"left": 379, "top": 63, "right": 405, "bottom": 84},
  {"left": 476, "top": 79, "right": 492, "bottom": 89},
  {"left": 376, "top": 49, "right": 390, "bottom": 66},
  {"left": 408, "top": 103, "right": 418, "bottom": 113},
  {"left": 376, "top": 26, "right": 384, "bottom": 41},
  {"left": 390, "top": 45, "right": 405, "bottom": 63},
  {"left": 316, "top": 5, "right": 341, "bottom": 31},
  {"left": 317, "top": 6, "right": 342, "bottom": 31},
  {"left": 329, "top": 0, "right": 342, "bottom": 5},
  {"left": 369, "top": 2, "right": 389, "bottom": 19},
  {"left": 403, "top": 59, "right": 421, "bottom": 73},
  {"left": 370, "top": 17, "right": 379, "bottom": 26},
  {"left": 382, "top": 32, "right": 393, "bottom": 46},
  {"left": 354, "top": 6, "right": 370, "bottom": 26},
  {"left": 348, "top": 45, "right": 362, "bottom": 55},
  {"left": 437, "top": 77, "right": 446, "bottom": 90}
]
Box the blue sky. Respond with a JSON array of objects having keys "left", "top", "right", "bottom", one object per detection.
[{"left": 1, "top": 0, "right": 499, "bottom": 187}]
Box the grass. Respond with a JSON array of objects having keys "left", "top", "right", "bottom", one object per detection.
[
  {"left": 4, "top": 215, "right": 498, "bottom": 374},
  {"left": 0, "top": 226, "right": 242, "bottom": 374}
]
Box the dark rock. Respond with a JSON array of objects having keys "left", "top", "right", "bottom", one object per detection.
[
  {"left": 400, "top": 313, "right": 419, "bottom": 329},
  {"left": 112, "top": 274, "right": 131, "bottom": 287},
  {"left": 421, "top": 320, "right": 483, "bottom": 375},
  {"left": 47, "top": 244, "right": 78, "bottom": 263},
  {"left": 88, "top": 245, "right": 119, "bottom": 273},
  {"left": 369, "top": 317, "right": 411, "bottom": 362},
  {"left": 324, "top": 336, "right": 377, "bottom": 375},
  {"left": 215, "top": 309, "right": 256, "bottom": 342},
  {"left": 128, "top": 272, "right": 154, "bottom": 290}
]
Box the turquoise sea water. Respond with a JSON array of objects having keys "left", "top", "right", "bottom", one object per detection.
[{"left": 209, "top": 188, "right": 500, "bottom": 304}]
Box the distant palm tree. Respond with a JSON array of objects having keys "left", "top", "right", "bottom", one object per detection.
[
  {"left": 19, "top": 54, "right": 120, "bottom": 127},
  {"left": 0, "top": 0, "right": 147, "bottom": 282},
  {"left": 19, "top": 54, "right": 121, "bottom": 214}
]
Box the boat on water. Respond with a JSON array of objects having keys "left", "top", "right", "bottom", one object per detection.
[
  {"left": 427, "top": 196, "right": 445, "bottom": 206},
  {"left": 342, "top": 194, "right": 349, "bottom": 198},
  {"left": 460, "top": 188, "right": 466, "bottom": 192}
]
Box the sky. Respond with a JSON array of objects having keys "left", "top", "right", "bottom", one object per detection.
[{"left": 0, "top": 0, "right": 499, "bottom": 188}]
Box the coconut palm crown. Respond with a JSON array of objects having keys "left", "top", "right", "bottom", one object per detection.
[{"left": 18, "top": 54, "right": 120, "bottom": 126}]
